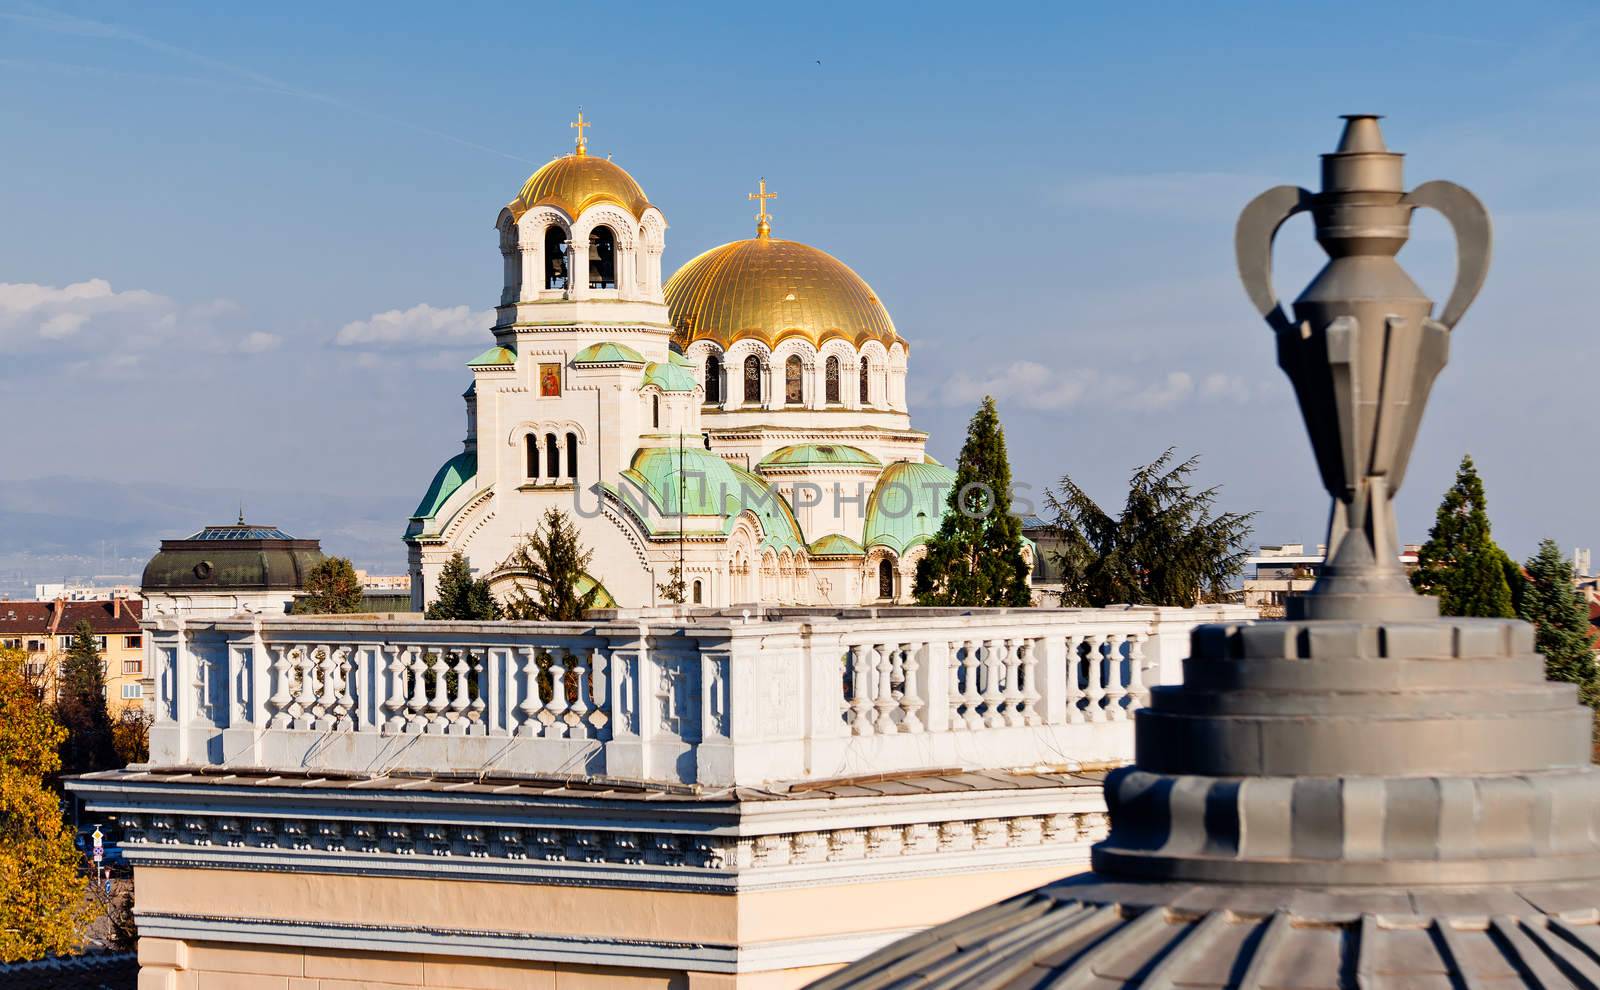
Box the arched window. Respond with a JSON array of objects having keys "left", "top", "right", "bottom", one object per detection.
[
  {"left": 566, "top": 432, "right": 578, "bottom": 479},
  {"left": 526, "top": 433, "right": 540, "bottom": 479},
  {"left": 705, "top": 354, "right": 722, "bottom": 404},
  {"left": 652, "top": 394, "right": 660, "bottom": 429},
  {"left": 784, "top": 355, "right": 803, "bottom": 405},
  {"left": 588, "top": 226, "right": 616, "bottom": 289},
  {"left": 692, "top": 579, "right": 703, "bottom": 605},
  {"left": 546, "top": 434, "right": 559, "bottom": 479},
  {"left": 860, "top": 358, "right": 871, "bottom": 405},
  {"left": 743, "top": 355, "right": 762, "bottom": 404},
  {"left": 544, "top": 226, "right": 568, "bottom": 289},
  {"left": 878, "top": 558, "right": 895, "bottom": 600},
  {"left": 825, "top": 356, "right": 840, "bottom": 404}
]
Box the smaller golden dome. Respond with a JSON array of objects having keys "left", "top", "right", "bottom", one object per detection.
[
  {"left": 509, "top": 154, "right": 652, "bottom": 222},
  {"left": 666, "top": 237, "right": 903, "bottom": 352}
]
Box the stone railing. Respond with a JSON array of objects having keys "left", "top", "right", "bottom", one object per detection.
[{"left": 144, "top": 605, "right": 1253, "bottom": 787}]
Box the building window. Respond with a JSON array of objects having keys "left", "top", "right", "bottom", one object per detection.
[
  {"left": 825, "top": 356, "right": 840, "bottom": 404},
  {"left": 860, "top": 358, "right": 870, "bottom": 405},
  {"left": 566, "top": 432, "right": 578, "bottom": 479},
  {"left": 692, "top": 579, "right": 703, "bottom": 605},
  {"left": 58, "top": 635, "right": 72, "bottom": 650},
  {"left": 546, "top": 434, "right": 559, "bottom": 479},
  {"left": 121, "top": 683, "right": 144, "bottom": 700},
  {"left": 122, "top": 659, "right": 142, "bottom": 675},
  {"left": 784, "top": 355, "right": 803, "bottom": 405},
  {"left": 124, "top": 634, "right": 141, "bottom": 649},
  {"left": 878, "top": 558, "right": 895, "bottom": 600},
  {"left": 588, "top": 225, "right": 617, "bottom": 289},
  {"left": 26, "top": 662, "right": 44, "bottom": 678},
  {"left": 1, "top": 638, "right": 19, "bottom": 650},
  {"left": 526, "top": 433, "right": 540, "bottom": 479},
  {"left": 652, "top": 394, "right": 661, "bottom": 429},
  {"left": 705, "top": 354, "right": 722, "bottom": 404},
  {"left": 544, "top": 225, "right": 568, "bottom": 289},
  {"left": 27, "top": 639, "right": 43, "bottom": 653},
  {"left": 743, "top": 355, "right": 762, "bottom": 404}
]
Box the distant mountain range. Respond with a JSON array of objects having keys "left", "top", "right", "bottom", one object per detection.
[{"left": 0, "top": 476, "right": 414, "bottom": 599}]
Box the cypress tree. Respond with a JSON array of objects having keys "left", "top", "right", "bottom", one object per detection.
[
  {"left": 56, "top": 620, "right": 117, "bottom": 774},
  {"left": 914, "top": 396, "right": 1032, "bottom": 607},
  {"left": 501, "top": 509, "right": 599, "bottom": 621},
  {"left": 1519, "top": 540, "right": 1600, "bottom": 712},
  {"left": 425, "top": 551, "right": 501, "bottom": 621},
  {"left": 1411, "top": 455, "right": 1516, "bottom": 618}
]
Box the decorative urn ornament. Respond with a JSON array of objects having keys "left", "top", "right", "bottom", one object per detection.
[{"left": 1236, "top": 114, "right": 1491, "bottom": 618}]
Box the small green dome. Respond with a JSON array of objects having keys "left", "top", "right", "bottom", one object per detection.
[
  {"left": 808, "top": 533, "right": 866, "bottom": 557},
  {"left": 467, "top": 345, "right": 516, "bottom": 367},
  {"left": 642, "top": 360, "right": 698, "bottom": 393},
  {"left": 412, "top": 450, "right": 476, "bottom": 522},
  {"left": 759, "top": 443, "right": 882, "bottom": 470},
  {"left": 863, "top": 460, "right": 955, "bottom": 554},
  {"left": 572, "top": 341, "right": 646, "bottom": 365},
  {"left": 666, "top": 349, "right": 694, "bottom": 368}
]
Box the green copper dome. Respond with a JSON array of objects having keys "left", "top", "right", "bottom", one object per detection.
[
  {"left": 862, "top": 460, "right": 955, "bottom": 554},
  {"left": 808, "top": 533, "right": 866, "bottom": 557},
  {"left": 642, "top": 360, "right": 698, "bottom": 393},
  {"left": 615, "top": 448, "right": 803, "bottom": 552},
  {"left": 758, "top": 444, "right": 882, "bottom": 470},
  {"left": 571, "top": 341, "right": 646, "bottom": 365},
  {"left": 467, "top": 345, "right": 516, "bottom": 367},
  {"left": 412, "top": 450, "right": 476, "bottom": 522}
]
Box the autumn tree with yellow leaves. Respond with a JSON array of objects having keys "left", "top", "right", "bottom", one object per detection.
[{"left": 0, "top": 648, "right": 95, "bottom": 961}]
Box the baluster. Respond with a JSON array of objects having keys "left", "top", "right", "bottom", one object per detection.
[
  {"left": 1087, "top": 635, "right": 1109, "bottom": 723},
  {"left": 382, "top": 646, "right": 407, "bottom": 733},
  {"left": 874, "top": 642, "right": 898, "bottom": 733},
  {"left": 1105, "top": 635, "right": 1129, "bottom": 721},
  {"left": 898, "top": 643, "right": 924, "bottom": 733},
  {"left": 332, "top": 647, "right": 356, "bottom": 732},
  {"left": 516, "top": 647, "right": 542, "bottom": 737},
  {"left": 1018, "top": 639, "right": 1041, "bottom": 726},
  {"left": 947, "top": 644, "right": 964, "bottom": 731},
  {"left": 567, "top": 649, "right": 590, "bottom": 739},
  {"left": 446, "top": 650, "right": 470, "bottom": 732},
  {"left": 293, "top": 648, "right": 318, "bottom": 730},
  {"left": 466, "top": 649, "right": 486, "bottom": 733},
  {"left": 405, "top": 647, "right": 429, "bottom": 732},
  {"left": 960, "top": 640, "right": 983, "bottom": 730},
  {"left": 850, "top": 645, "right": 875, "bottom": 736},
  {"left": 545, "top": 650, "right": 570, "bottom": 738},
  {"left": 980, "top": 640, "right": 1005, "bottom": 728},
  {"left": 267, "top": 646, "right": 293, "bottom": 729},
  {"left": 424, "top": 650, "right": 449, "bottom": 732},
  {"left": 1127, "top": 634, "right": 1148, "bottom": 711},
  {"left": 1001, "top": 638, "right": 1025, "bottom": 727},
  {"left": 588, "top": 648, "right": 610, "bottom": 737},
  {"left": 1064, "top": 635, "right": 1087, "bottom": 724}
]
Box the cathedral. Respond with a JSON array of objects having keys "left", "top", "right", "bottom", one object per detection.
[{"left": 406, "top": 116, "right": 1000, "bottom": 609}]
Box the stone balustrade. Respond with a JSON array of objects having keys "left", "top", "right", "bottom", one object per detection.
[{"left": 144, "top": 604, "right": 1253, "bottom": 786}]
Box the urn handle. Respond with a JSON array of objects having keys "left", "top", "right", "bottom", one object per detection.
[
  {"left": 1235, "top": 185, "right": 1314, "bottom": 333},
  {"left": 1402, "top": 180, "right": 1492, "bottom": 330}
]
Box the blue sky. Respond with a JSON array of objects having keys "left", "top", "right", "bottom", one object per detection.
[{"left": 3, "top": 1, "right": 1598, "bottom": 571}]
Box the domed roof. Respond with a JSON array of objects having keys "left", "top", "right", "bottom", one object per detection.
[
  {"left": 508, "top": 153, "right": 652, "bottom": 222},
  {"left": 666, "top": 236, "right": 903, "bottom": 352},
  {"left": 141, "top": 521, "right": 325, "bottom": 592}
]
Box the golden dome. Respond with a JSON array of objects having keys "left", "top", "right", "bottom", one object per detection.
[
  {"left": 666, "top": 237, "right": 903, "bottom": 351},
  {"left": 508, "top": 154, "right": 652, "bottom": 222}
]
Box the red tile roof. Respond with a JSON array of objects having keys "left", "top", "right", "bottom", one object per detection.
[{"left": 0, "top": 598, "right": 142, "bottom": 637}]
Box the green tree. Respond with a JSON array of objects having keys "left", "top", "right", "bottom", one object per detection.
[
  {"left": 1411, "top": 455, "right": 1517, "bottom": 618},
  {"left": 1045, "top": 448, "right": 1255, "bottom": 608},
  {"left": 656, "top": 563, "right": 687, "bottom": 606},
  {"left": 0, "top": 648, "right": 96, "bottom": 961},
  {"left": 913, "top": 396, "right": 1032, "bottom": 607},
  {"left": 500, "top": 509, "right": 599, "bottom": 621},
  {"left": 424, "top": 552, "right": 501, "bottom": 621},
  {"left": 56, "top": 621, "right": 116, "bottom": 775},
  {"left": 1518, "top": 540, "right": 1600, "bottom": 713},
  {"left": 292, "top": 557, "right": 365, "bottom": 615}
]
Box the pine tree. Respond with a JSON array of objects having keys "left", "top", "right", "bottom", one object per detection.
[
  {"left": 292, "top": 557, "right": 365, "bottom": 615},
  {"left": 501, "top": 509, "right": 599, "bottom": 621},
  {"left": 914, "top": 396, "right": 1032, "bottom": 607},
  {"left": 55, "top": 620, "right": 116, "bottom": 774},
  {"left": 1518, "top": 540, "right": 1600, "bottom": 712},
  {"left": 1411, "top": 455, "right": 1516, "bottom": 618},
  {"left": 425, "top": 552, "right": 501, "bottom": 621},
  {"left": 1045, "top": 448, "right": 1255, "bottom": 608},
  {"left": 0, "top": 648, "right": 96, "bottom": 961}
]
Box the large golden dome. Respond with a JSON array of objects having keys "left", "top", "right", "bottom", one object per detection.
[
  {"left": 666, "top": 236, "right": 903, "bottom": 351},
  {"left": 508, "top": 153, "right": 652, "bottom": 222}
]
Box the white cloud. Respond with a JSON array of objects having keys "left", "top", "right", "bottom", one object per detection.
[
  {"left": 334, "top": 303, "right": 492, "bottom": 348},
  {"left": 0, "top": 279, "right": 274, "bottom": 365},
  {"left": 939, "top": 363, "right": 1252, "bottom": 413}
]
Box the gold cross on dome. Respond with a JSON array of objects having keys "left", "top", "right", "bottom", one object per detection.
[
  {"left": 749, "top": 177, "right": 777, "bottom": 238},
  {"left": 571, "top": 110, "right": 591, "bottom": 156}
]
